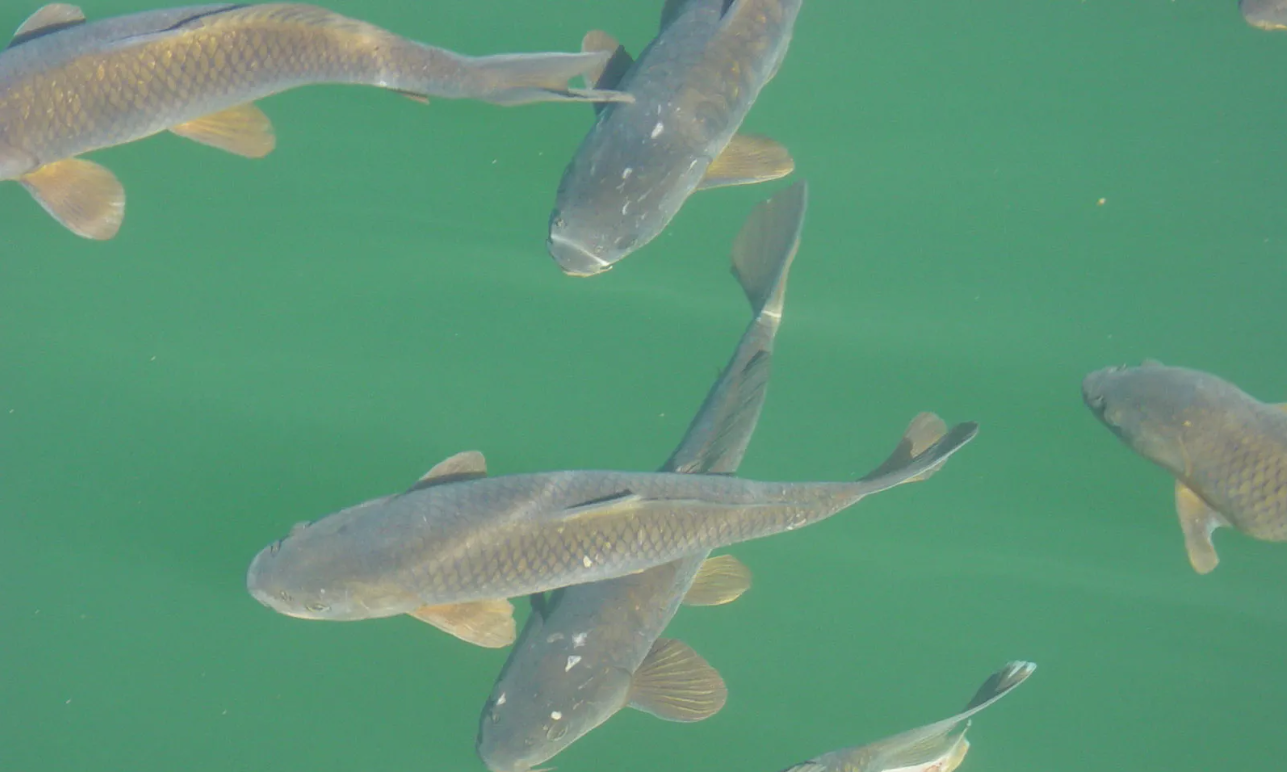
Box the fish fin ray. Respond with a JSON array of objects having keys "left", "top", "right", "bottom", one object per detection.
[
  {"left": 862, "top": 413, "right": 950, "bottom": 483},
  {"left": 698, "top": 134, "right": 794, "bottom": 190},
  {"left": 20, "top": 158, "right": 124, "bottom": 240},
  {"left": 662, "top": 348, "right": 772, "bottom": 475},
  {"left": 852, "top": 418, "right": 976, "bottom": 494},
  {"left": 628, "top": 638, "right": 727, "bottom": 721},
  {"left": 169, "top": 103, "right": 276, "bottom": 158},
  {"left": 1175, "top": 481, "right": 1225, "bottom": 574},
  {"left": 683, "top": 554, "right": 751, "bottom": 605},
  {"left": 408, "top": 599, "right": 516, "bottom": 648},
  {"left": 8, "top": 4, "right": 86, "bottom": 48},
  {"left": 579, "top": 31, "right": 634, "bottom": 115},
  {"left": 408, "top": 451, "right": 487, "bottom": 491},
  {"left": 732, "top": 180, "right": 808, "bottom": 317}
]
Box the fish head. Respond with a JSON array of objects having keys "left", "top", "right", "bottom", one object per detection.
[
  {"left": 1240, "top": 0, "right": 1287, "bottom": 29},
  {"left": 477, "top": 647, "right": 631, "bottom": 772},
  {"left": 1082, "top": 362, "right": 1205, "bottom": 474},
  {"left": 547, "top": 126, "right": 710, "bottom": 277},
  {"left": 245, "top": 496, "right": 417, "bottom": 621}
]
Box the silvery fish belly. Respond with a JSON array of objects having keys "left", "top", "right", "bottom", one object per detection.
[
  {"left": 477, "top": 182, "right": 808, "bottom": 772},
  {"left": 776, "top": 662, "right": 1035, "bottom": 772},
  {"left": 546, "top": 0, "right": 803, "bottom": 276},
  {"left": 0, "top": 3, "right": 628, "bottom": 239},
  {"left": 1083, "top": 362, "right": 1287, "bottom": 573}
]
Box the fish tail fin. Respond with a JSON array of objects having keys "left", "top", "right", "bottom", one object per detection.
[
  {"left": 850, "top": 416, "right": 979, "bottom": 495},
  {"left": 732, "top": 181, "right": 808, "bottom": 319},
  {"left": 463, "top": 51, "right": 635, "bottom": 105}
]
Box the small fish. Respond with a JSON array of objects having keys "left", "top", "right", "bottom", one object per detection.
[
  {"left": 1240, "top": 0, "right": 1287, "bottom": 30},
  {"left": 0, "top": 3, "right": 631, "bottom": 239},
  {"left": 775, "top": 661, "right": 1036, "bottom": 772},
  {"left": 546, "top": 0, "right": 801, "bottom": 276},
  {"left": 1083, "top": 361, "right": 1287, "bottom": 574},
  {"left": 246, "top": 399, "right": 977, "bottom": 649},
  {"left": 478, "top": 182, "right": 813, "bottom": 772}
]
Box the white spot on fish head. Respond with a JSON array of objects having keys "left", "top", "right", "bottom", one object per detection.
[
  {"left": 621, "top": 202, "right": 630, "bottom": 216},
  {"left": 565, "top": 655, "right": 582, "bottom": 672},
  {"left": 551, "top": 711, "right": 563, "bottom": 721},
  {"left": 572, "top": 632, "right": 588, "bottom": 648},
  {"left": 496, "top": 692, "right": 507, "bottom": 706},
  {"left": 622, "top": 167, "right": 633, "bottom": 180},
  {"left": 582, "top": 555, "right": 593, "bottom": 568},
  {"left": 651, "top": 122, "right": 665, "bottom": 139}
]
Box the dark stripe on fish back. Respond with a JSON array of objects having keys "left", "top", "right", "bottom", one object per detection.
[{"left": 159, "top": 4, "right": 249, "bottom": 33}]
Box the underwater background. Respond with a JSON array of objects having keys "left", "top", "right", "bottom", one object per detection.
[{"left": 3, "top": 1, "right": 1287, "bottom": 770}]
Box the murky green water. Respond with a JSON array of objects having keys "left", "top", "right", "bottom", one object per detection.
[{"left": 4, "top": 1, "right": 1287, "bottom": 770}]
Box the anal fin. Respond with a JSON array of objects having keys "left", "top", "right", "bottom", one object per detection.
[
  {"left": 698, "top": 134, "right": 794, "bottom": 191},
  {"left": 683, "top": 554, "right": 751, "bottom": 606},
  {"left": 170, "top": 103, "right": 276, "bottom": 158},
  {"left": 1175, "top": 481, "right": 1226, "bottom": 574},
  {"left": 20, "top": 158, "right": 125, "bottom": 240},
  {"left": 409, "top": 599, "right": 516, "bottom": 648},
  {"left": 628, "top": 638, "right": 727, "bottom": 721}
]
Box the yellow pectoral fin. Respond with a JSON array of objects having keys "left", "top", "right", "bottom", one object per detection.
[
  {"left": 1175, "top": 481, "right": 1225, "bottom": 574},
  {"left": 683, "top": 554, "right": 752, "bottom": 606},
  {"left": 628, "top": 638, "right": 727, "bottom": 721},
  {"left": 698, "top": 134, "right": 795, "bottom": 191},
  {"left": 409, "top": 599, "right": 516, "bottom": 648},
  {"left": 20, "top": 158, "right": 125, "bottom": 240},
  {"left": 170, "top": 103, "right": 276, "bottom": 158}
]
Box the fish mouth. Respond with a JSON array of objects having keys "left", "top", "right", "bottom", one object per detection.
[{"left": 547, "top": 233, "right": 613, "bottom": 277}]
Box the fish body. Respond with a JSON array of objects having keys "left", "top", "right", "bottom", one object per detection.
[
  {"left": 247, "top": 418, "right": 976, "bottom": 623},
  {"left": 1083, "top": 362, "right": 1287, "bottom": 573},
  {"left": 477, "top": 182, "right": 808, "bottom": 772},
  {"left": 777, "top": 662, "right": 1035, "bottom": 772},
  {"left": 0, "top": 3, "right": 627, "bottom": 238},
  {"left": 547, "top": 0, "right": 801, "bottom": 276},
  {"left": 1240, "top": 0, "right": 1287, "bottom": 29}
]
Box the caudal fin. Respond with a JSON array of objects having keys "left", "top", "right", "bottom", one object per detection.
[
  {"left": 467, "top": 50, "right": 635, "bottom": 105},
  {"left": 853, "top": 416, "right": 978, "bottom": 495},
  {"left": 732, "top": 181, "right": 808, "bottom": 319}
]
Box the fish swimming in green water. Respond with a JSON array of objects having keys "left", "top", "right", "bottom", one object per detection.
[
  {"left": 478, "top": 181, "right": 814, "bottom": 772},
  {"left": 774, "top": 661, "right": 1035, "bottom": 772},
  {"left": 546, "top": 0, "right": 801, "bottom": 276},
  {"left": 1240, "top": 0, "right": 1287, "bottom": 29},
  {"left": 246, "top": 391, "right": 977, "bottom": 648},
  {"left": 1083, "top": 362, "right": 1287, "bottom": 574},
  {"left": 0, "top": 3, "right": 630, "bottom": 240}
]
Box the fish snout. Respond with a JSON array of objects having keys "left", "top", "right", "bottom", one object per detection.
[
  {"left": 547, "top": 233, "right": 614, "bottom": 277},
  {"left": 1081, "top": 365, "right": 1128, "bottom": 419}
]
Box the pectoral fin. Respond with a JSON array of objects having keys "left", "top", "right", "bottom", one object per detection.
[
  {"left": 1176, "top": 481, "right": 1226, "bottom": 574},
  {"left": 563, "top": 491, "right": 644, "bottom": 519},
  {"left": 20, "top": 158, "right": 124, "bottom": 240},
  {"left": 627, "top": 638, "right": 727, "bottom": 721},
  {"left": 9, "top": 4, "right": 86, "bottom": 48},
  {"left": 408, "top": 451, "right": 487, "bottom": 491},
  {"left": 863, "top": 412, "right": 949, "bottom": 483},
  {"left": 409, "top": 599, "right": 516, "bottom": 648},
  {"left": 683, "top": 554, "right": 752, "bottom": 606},
  {"left": 170, "top": 103, "right": 276, "bottom": 158},
  {"left": 580, "top": 31, "right": 634, "bottom": 115},
  {"left": 698, "top": 134, "right": 794, "bottom": 191}
]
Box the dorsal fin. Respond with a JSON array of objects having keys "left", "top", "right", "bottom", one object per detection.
[
  {"left": 580, "top": 30, "right": 634, "bottom": 115},
  {"left": 408, "top": 450, "right": 487, "bottom": 491},
  {"left": 9, "top": 4, "right": 86, "bottom": 49}
]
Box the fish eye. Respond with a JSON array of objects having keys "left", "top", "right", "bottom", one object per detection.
[
  {"left": 545, "top": 722, "right": 568, "bottom": 740},
  {"left": 269, "top": 540, "right": 282, "bottom": 555},
  {"left": 304, "top": 602, "right": 329, "bottom": 613},
  {"left": 277, "top": 590, "right": 292, "bottom": 602},
  {"left": 551, "top": 214, "right": 567, "bottom": 230}
]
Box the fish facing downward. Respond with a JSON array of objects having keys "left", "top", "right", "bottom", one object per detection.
[
  {"left": 477, "top": 181, "right": 811, "bottom": 772},
  {"left": 246, "top": 403, "right": 977, "bottom": 649},
  {"left": 1083, "top": 362, "right": 1287, "bottom": 574},
  {"left": 776, "top": 662, "right": 1036, "bottom": 772},
  {"left": 1240, "top": 0, "right": 1287, "bottom": 30},
  {"left": 546, "top": 0, "right": 802, "bottom": 276},
  {"left": 0, "top": 3, "right": 631, "bottom": 240}
]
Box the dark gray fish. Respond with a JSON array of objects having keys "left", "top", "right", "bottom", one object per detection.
[
  {"left": 246, "top": 382, "right": 977, "bottom": 648},
  {"left": 1083, "top": 361, "right": 1287, "bottom": 573},
  {"left": 776, "top": 662, "right": 1035, "bottom": 772},
  {"left": 546, "top": 0, "right": 801, "bottom": 276},
  {"left": 0, "top": 3, "right": 629, "bottom": 239},
  {"left": 477, "top": 182, "right": 813, "bottom": 772}
]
